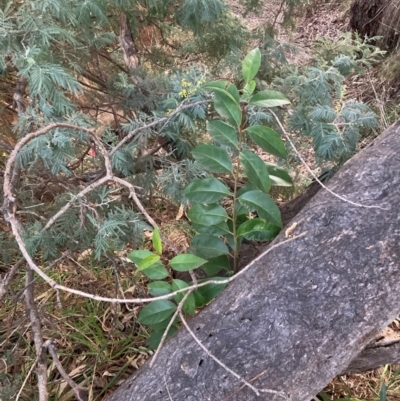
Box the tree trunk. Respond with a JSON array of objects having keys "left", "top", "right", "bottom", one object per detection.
[
  {"left": 349, "top": 0, "right": 400, "bottom": 51},
  {"left": 119, "top": 13, "right": 140, "bottom": 70},
  {"left": 106, "top": 123, "right": 400, "bottom": 401}
]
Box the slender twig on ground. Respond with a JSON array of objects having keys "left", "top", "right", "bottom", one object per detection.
[
  {"left": 44, "top": 339, "right": 89, "bottom": 401},
  {"left": 25, "top": 266, "right": 48, "bottom": 401},
  {"left": 0, "top": 257, "right": 25, "bottom": 300}
]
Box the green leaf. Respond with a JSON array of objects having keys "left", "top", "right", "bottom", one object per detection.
[
  {"left": 239, "top": 151, "right": 271, "bottom": 193},
  {"left": 138, "top": 254, "right": 161, "bottom": 271},
  {"left": 192, "top": 221, "right": 231, "bottom": 236},
  {"left": 203, "top": 81, "right": 240, "bottom": 103},
  {"left": 138, "top": 300, "right": 177, "bottom": 326},
  {"left": 128, "top": 250, "right": 165, "bottom": 275},
  {"left": 207, "top": 120, "right": 238, "bottom": 149},
  {"left": 193, "top": 278, "right": 227, "bottom": 307},
  {"left": 242, "top": 80, "right": 256, "bottom": 101},
  {"left": 170, "top": 254, "right": 207, "bottom": 272},
  {"left": 184, "top": 177, "right": 231, "bottom": 204},
  {"left": 152, "top": 228, "right": 162, "bottom": 254},
  {"left": 189, "top": 235, "right": 229, "bottom": 259},
  {"left": 265, "top": 163, "right": 293, "bottom": 187},
  {"left": 238, "top": 190, "right": 282, "bottom": 227},
  {"left": 246, "top": 125, "right": 287, "bottom": 159},
  {"left": 148, "top": 281, "right": 172, "bottom": 296},
  {"left": 242, "top": 48, "right": 261, "bottom": 84},
  {"left": 214, "top": 90, "right": 242, "bottom": 127},
  {"left": 148, "top": 325, "right": 178, "bottom": 349},
  {"left": 237, "top": 219, "right": 281, "bottom": 241},
  {"left": 249, "top": 90, "right": 290, "bottom": 108},
  {"left": 202, "top": 80, "right": 229, "bottom": 90},
  {"left": 203, "top": 81, "right": 241, "bottom": 126},
  {"left": 172, "top": 279, "right": 196, "bottom": 315},
  {"left": 226, "top": 83, "right": 240, "bottom": 104},
  {"left": 142, "top": 264, "right": 169, "bottom": 280},
  {"left": 379, "top": 383, "right": 388, "bottom": 401},
  {"left": 192, "top": 144, "right": 233, "bottom": 174},
  {"left": 127, "top": 250, "right": 154, "bottom": 264},
  {"left": 203, "top": 255, "right": 231, "bottom": 276},
  {"left": 188, "top": 203, "right": 228, "bottom": 226}
]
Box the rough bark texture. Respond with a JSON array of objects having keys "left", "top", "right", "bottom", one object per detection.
[
  {"left": 343, "top": 341, "right": 400, "bottom": 374},
  {"left": 106, "top": 123, "right": 400, "bottom": 401},
  {"left": 349, "top": 0, "right": 400, "bottom": 52},
  {"left": 349, "top": 0, "right": 385, "bottom": 38},
  {"left": 119, "top": 13, "right": 140, "bottom": 70}
]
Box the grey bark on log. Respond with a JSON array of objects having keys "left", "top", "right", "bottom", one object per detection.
[
  {"left": 106, "top": 123, "right": 400, "bottom": 401},
  {"left": 343, "top": 341, "right": 400, "bottom": 375}
]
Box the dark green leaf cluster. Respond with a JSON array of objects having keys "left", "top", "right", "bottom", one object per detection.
[{"left": 127, "top": 238, "right": 227, "bottom": 348}]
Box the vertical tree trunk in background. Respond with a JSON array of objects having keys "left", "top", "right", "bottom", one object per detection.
[
  {"left": 119, "top": 13, "right": 140, "bottom": 70},
  {"left": 105, "top": 123, "right": 400, "bottom": 401},
  {"left": 349, "top": 0, "right": 400, "bottom": 52}
]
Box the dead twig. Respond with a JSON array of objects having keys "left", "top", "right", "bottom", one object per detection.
[{"left": 44, "top": 339, "right": 89, "bottom": 401}]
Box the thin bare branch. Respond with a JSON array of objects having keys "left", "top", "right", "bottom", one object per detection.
[
  {"left": 270, "top": 110, "right": 389, "bottom": 210},
  {"left": 44, "top": 339, "right": 89, "bottom": 401},
  {"left": 110, "top": 99, "right": 210, "bottom": 155},
  {"left": 25, "top": 266, "right": 48, "bottom": 401},
  {"left": 0, "top": 257, "right": 24, "bottom": 300},
  {"left": 180, "top": 311, "right": 287, "bottom": 399}
]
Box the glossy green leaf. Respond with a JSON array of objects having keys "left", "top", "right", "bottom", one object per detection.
[
  {"left": 188, "top": 203, "right": 228, "bottom": 226},
  {"left": 246, "top": 125, "right": 287, "bottom": 159},
  {"left": 138, "top": 254, "right": 160, "bottom": 271},
  {"left": 189, "top": 235, "right": 229, "bottom": 259},
  {"left": 142, "top": 264, "right": 169, "bottom": 280},
  {"left": 128, "top": 251, "right": 168, "bottom": 279},
  {"left": 238, "top": 190, "right": 282, "bottom": 227},
  {"left": 148, "top": 281, "right": 172, "bottom": 296},
  {"left": 192, "top": 144, "right": 233, "bottom": 174},
  {"left": 242, "top": 48, "right": 261, "bottom": 84},
  {"left": 193, "top": 278, "right": 227, "bottom": 307},
  {"left": 138, "top": 300, "right": 177, "bottom": 326},
  {"left": 265, "top": 163, "right": 293, "bottom": 187},
  {"left": 127, "top": 249, "right": 153, "bottom": 264},
  {"left": 226, "top": 83, "right": 240, "bottom": 104},
  {"left": 207, "top": 120, "right": 238, "bottom": 149},
  {"left": 202, "top": 80, "right": 229, "bottom": 90},
  {"left": 249, "top": 90, "right": 290, "bottom": 108},
  {"left": 172, "top": 279, "right": 196, "bottom": 315},
  {"left": 170, "top": 254, "right": 207, "bottom": 272},
  {"left": 147, "top": 325, "right": 178, "bottom": 349},
  {"left": 214, "top": 90, "right": 242, "bottom": 127},
  {"left": 152, "top": 228, "right": 162, "bottom": 254},
  {"left": 239, "top": 151, "right": 271, "bottom": 193},
  {"left": 192, "top": 221, "right": 231, "bottom": 236},
  {"left": 202, "top": 255, "right": 231, "bottom": 276},
  {"left": 242, "top": 80, "right": 256, "bottom": 101},
  {"left": 203, "top": 80, "right": 241, "bottom": 126},
  {"left": 237, "top": 218, "right": 281, "bottom": 241},
  {"left": 184, "top": 177, "right": 231, "bottom": 204}
]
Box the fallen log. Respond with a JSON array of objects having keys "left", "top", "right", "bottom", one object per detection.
[{"left": 106, "top": 123, "right": 400, "bottom": 401}]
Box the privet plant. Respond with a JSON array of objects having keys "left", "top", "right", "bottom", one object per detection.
[{"left": 128, "top": 49, "right": 293, "bottom": 347}]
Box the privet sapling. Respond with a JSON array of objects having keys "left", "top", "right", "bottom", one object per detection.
[{"left": 128, "top": 48, "right": 293, "bottom": 347}]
